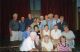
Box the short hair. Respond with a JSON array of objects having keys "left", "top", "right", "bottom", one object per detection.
[{"left": 60, "top": 16, "right": 64, "bottom": 18}]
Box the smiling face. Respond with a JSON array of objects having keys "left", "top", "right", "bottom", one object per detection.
[
  {"left": 64, "top": 26, "right": 69, "bottom": 32},
  {"left": 21, "top": 17, "right": 25, "bottom": 21},
  {"left": 54, "top": 14, "right": 59, "bottom": 20},
  {"left": 28, "top": 14, "right": 32, "bottom": 19},
  {"left": 44, "top": 25, "right": 48, "bottom": 31},
  {"left": 13, "top": 13, "right": 18, "bottom": 20},
  {"left": 44, "top": 35, "right": 49, "bottom": 43}
]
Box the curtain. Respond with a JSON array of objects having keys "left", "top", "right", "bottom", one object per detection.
[
  {"left": 41, "top": 0, "right": 75, "bottom": 29},
  {"left": 1, "top": 0, "right": 30, "bottom": 45}
]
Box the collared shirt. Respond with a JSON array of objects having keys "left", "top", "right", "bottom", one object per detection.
[
  {"left": 9, "top": 20, "right": 19, "bottom": 31},
  {"left": 22, "top": 31, "right": 30, "bottom": 40},
  {"left": 19, "top": 21, "right": 26, "bottom": 32},
  {"left": 52, "top": 19, "right": 60, "bottom": 26},
  {"left": 20, "top": 37, "right": 35, "bottom": 51},
  {"left": 51, "top": 29, "right": 62, "bottom": 39},
  {"left": 57, "top": 21, "right": 67, "bottom": 31},
  {"left": 25, "top": 18, "right": 33, "bottom": 26}
]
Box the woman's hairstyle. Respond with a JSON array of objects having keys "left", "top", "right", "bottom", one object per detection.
[
  {"left": 59, "top": 36, "right": 66, "bottom": 43},
  {"left": 33, "top": 25, "right": 39, "bottom": 30}
]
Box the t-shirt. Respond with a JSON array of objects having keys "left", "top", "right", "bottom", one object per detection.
[{"left": 20, "top": 37, "right": 35, "bottom": 51}]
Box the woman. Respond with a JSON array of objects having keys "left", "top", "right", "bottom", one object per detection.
[
  {"left": 57, "top": 36, "right": 72, "bottom": 51},
  {"left": 42, "top": 24, "right": 50, "bottom": 38},
  {"left": 62, "top": 26, "right": 75, "bottom": 49}
]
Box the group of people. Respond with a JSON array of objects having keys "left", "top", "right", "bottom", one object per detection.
[{"left": 9, "top": 13, "right": 75, "bottom": 51}]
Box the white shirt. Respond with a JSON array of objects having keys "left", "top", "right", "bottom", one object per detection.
[
  {"left": 43, "top": 30, "right": 50, "bottom": 36},
  {"left": 51, "top": 29, "right": 62, "bottom": 39},
  {"left": 62, "top": 30, "right": 75, "bottom": 39},
  {"left": 20, "top": 37, "right": 35, "bottom": 51},
  {"left": 41, "top": 40, "right": 53, "bottom": 51}
]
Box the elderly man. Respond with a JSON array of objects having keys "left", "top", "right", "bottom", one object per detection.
[
  {"left": 20, "top": 32, "right": 38, "bottom": 51},
  {"left": 9, "top": 13, "right": 19, "bottom": 42}
]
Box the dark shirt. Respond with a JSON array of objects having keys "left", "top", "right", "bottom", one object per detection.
[
  {"left": 25, "top": 18, "right": 33, "bottom": 26},
  {"left": 19, "top": 21, "right": 26, "bottom": 32},
  {"left": 9, "top": 20, "right": 19, "bottom": 31},
  {"left": 57, "top": 21, "right": 67, "bottom": 31}
]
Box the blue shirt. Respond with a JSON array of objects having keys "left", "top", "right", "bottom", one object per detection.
[
  {"left": 25, "top": 18, "right": 33, "bottom": 26},
  {"left": 19, "top": 21, "right": 26, "bottom": 32},
  {"left": 22, "top": 31, "right": 30, "bottom": 40}
]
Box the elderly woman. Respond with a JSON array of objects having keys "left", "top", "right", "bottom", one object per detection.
[{"left": 62, "top": 26, "right": 75, "bottom": 49}]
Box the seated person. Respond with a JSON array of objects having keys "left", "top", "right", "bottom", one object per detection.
[
  {"left": 51, "top": 25, "right": 62, "bottom": 46},
  {"left": 62, "top": 26, "right": 75, "bottom": 48},
  {"left": 33, "top": 25, "right": 40, "bottom": 39},
  {"left": 22, "top": 26, "right": 31, "bottom": 40},
  {"left": 41, "top": 35, "right": 53, "bottom": 51},
  {"left": 42, "top": 24, "right": 50, "bottom": 38},
  {"left": 56, "top": 36, "right": 72, "bottom": 51},
  {"left": 20, "top": 32, "right": 38, "bottom": 51}
]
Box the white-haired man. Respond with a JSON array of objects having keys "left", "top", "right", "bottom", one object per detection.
[{"left": 20, "top": 32, "right": 38, "bottom": 51}]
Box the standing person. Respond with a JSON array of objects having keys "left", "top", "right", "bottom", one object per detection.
[
  {"left": 53, "top": 14, "right": 60, "bottom": 25},
  {"left": 42, "top": 15, "right": 49, "bottom": 29},
  {"left": 19, "top": 16, "right": 26, "bottom": 41},
  {"left": 62, "top": 26, "right": 75, "bottom": 49},
  {"left": 48, "top": 13, "right": 54, "bottom": 30},
  {"left": 39, "top": 16, "right": 44, "bottom": 30},
  {"left": 25, "top": 13, "right": 33, "bottom": 26},
  {"left": 57, "top": 16, "right": 67, "bottom": 31},
  {"left": 22, "top": 26, "right": 31, "bottom": 40},
  {"left": 57, "top": 36, "right": 72, "bottom": 51},
  {"left": 20, "top": 32, "right": 38, "bottom": 51},
  {"left": 51, "top": 25, "right": 62, "bottom": 46},
  {"left": 9, "top": 13, "right": 19, "bottom": 42},
  {"left": 31, "top": 17, "right": 37, "bottom": 30}
]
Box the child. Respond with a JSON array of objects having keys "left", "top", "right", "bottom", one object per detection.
[
  {"left": 56, "top": 36, "right": 72, "bottom": 51},
  {"left": 41, "top": 35, "right": 53, "bottom": 51}
]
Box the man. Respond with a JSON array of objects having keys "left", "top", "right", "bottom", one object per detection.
[
  {"left": 57, "top": 16, "right": 67, "bottom": 31},
  {"left": 19, "top": 16, "right": 26, "bottom": 41},
  {"left": 39, "top": 16, "right": 44, "bottom": 30},
  {"left": 52, "top": 14, "right": 60, "bottom": 27},
  {"left": 9, "top": 13, "right": 19, "bottom": 42},
  {"left": 25, "top": 13, "right": 33, "bottom": 26},
  {"left": 48, "top": 13, "right": 54, "bottom": 30},
  {"left": 20, "top": 32, "right": 38, "bottom": 51},
  {"left": 51, "top": 25, "right": 62, "bottom": 46}
]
